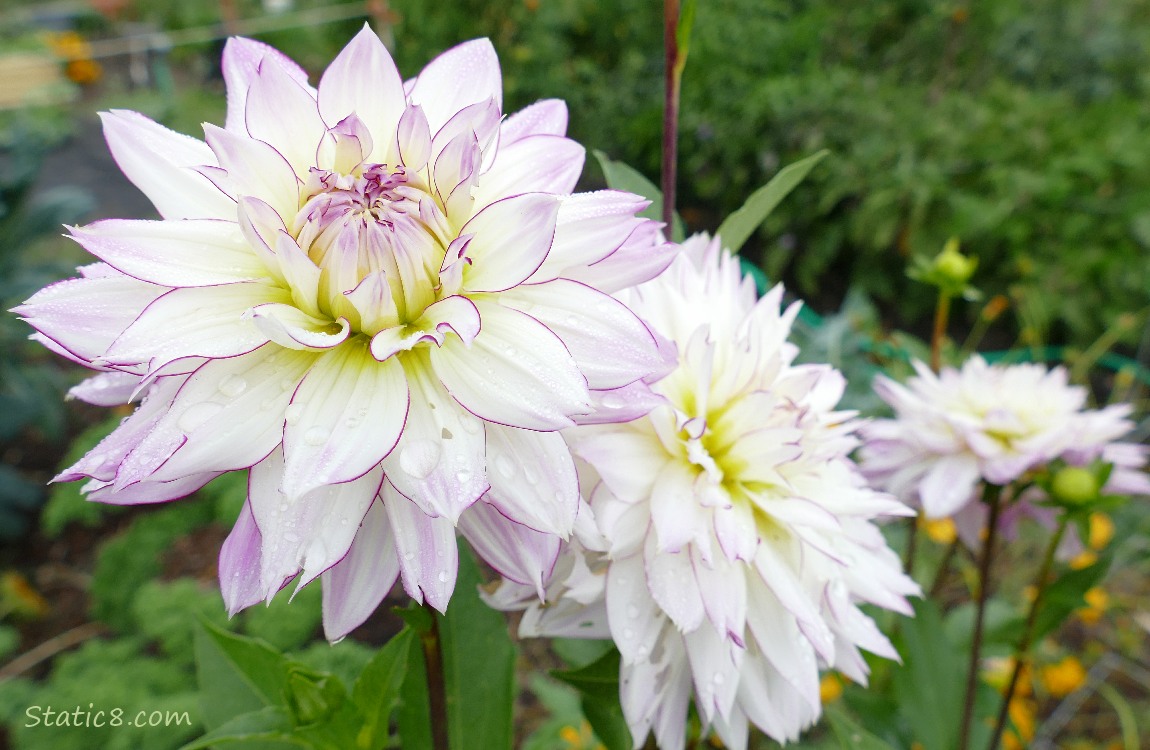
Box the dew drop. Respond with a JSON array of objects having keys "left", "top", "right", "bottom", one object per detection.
[
  {"left": 285, "top": 403, "right": 304, "bottom": 425},
  {"left": 437, "top": 570, "right": 447, "bottom": 583},
  {"left": 455, "top": 468, "right": 471, "bottom": 483},
  {"left": 713, "top": 672, "right": 725, "bottom": 685},
  {"left": 523, "top": 465, "right": 540, "bottom": 485},
  {"left": 178, "top": 402, "right": 224, "bottom": 433},
  {"left": 626, "top": 604, "right": 640, "bottom": 619},
  {"left": 284, "top": 531, "right": 300, "bottom": 543},
  {"left": 565, "top": 314, "right": 578, "bottom": 326},
  {"left": 494, "top": 454, "right": 516, "bottom": 479},
  {"left": 399, "top": 440, "right": 442, "bottom": 479},
  {"left": 218, "top": 375, "right": 248, "bottom": 398},
  {"left": 340, "top": 517, "right": 350, "bottom": 525},
  {"left": 304, "top": 426, "right": 330, "bottom": 445},
  {"left": 601, "top": 394, "right": 625, "bottom": 409},
  {"left": 458, "top": 413, "right": 481, "bottom": 434},
  {"left": 404, "top": 551, "right": 415, "bottom": 561},
  {"left": 622, "top": 628, "right": 634, "bottom": 639}
]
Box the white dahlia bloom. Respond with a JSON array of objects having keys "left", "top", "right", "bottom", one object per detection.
[
  {"left": 488, "top": 235, "right": 918, "bottom": 748},
  {"left": 14, "top": 27, "right": 676, "bottom": 639},
  {"left": 858, "top": 357, "right": 1148, "bottom": 520}
]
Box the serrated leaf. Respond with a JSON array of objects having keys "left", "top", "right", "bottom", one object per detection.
[
  {"left": 717, "top": 150, "right": 829, "bottom": 253},
  {"left": 352, "top": 627, "right": 414, "bottom": 749},
  {"left": 179, "top": 706, "right": 301, "bottom": 750},
  {"left": 194, "top": 620, "right": 292, "bottom": 731},
  {"left": 592, "top": 150, "right": 686, "bottom": 241},
  {"left": 825, "top": 706, "right": 898, "bottom": 749}
]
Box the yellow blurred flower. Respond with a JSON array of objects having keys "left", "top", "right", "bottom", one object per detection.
[
  {"left": 1076, "top": 587, "right": 1109, "bottom": 626},
  {"left": 0, "top": 571, "right": 49, "bottom": 618},
  {"left": 1040, "top": 656, "right": 1087, "bottom": 698},
  {"left": 921, "top": 516, "right": 956, "bottom": 544},
  {"left": 44, "top": 30, "right": 102, "bottom": 85},
  {"left": 559, "top": 721, "right": 605, "bottom": 750},
  {"left": 1069, "top": 550, "right": 1097, "bottom": 570},
  {"left": 1088, "top": 513, "right": 1114, "bottom": 550},
  {"left": 819, "top": 673, "right": 844, "bottom": 703},
  {"left": 983, "top": 656, "right": 1031, "bottom": 697},
  {"left": 1001, "top": 698, "right": 1036, "bottom": 750}
]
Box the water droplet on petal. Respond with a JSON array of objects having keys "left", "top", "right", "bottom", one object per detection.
[
  {"left": 601, "top": 394, "right": 625, "bottom": 409},
  {"left": 285, "top": 403, "right": 304, "bottom": 425},
  {"left": 458, "top": 412, "right": 481, "bottom": 434},
  {"left": 523, "top": 465, "right": 540, "bottom": 485},
  {"left": 399, "top": 440, "right": 441, "bottom": 479},
  {"left": 304, "top": 426, "right": 330, "bottom": 445},
  {"left": 565, "top": 314, "right": 578, "bottom": 326},
  {"left": 626, "top": 604, "right": 640, "bottom": 619},
  {"left": 284, "top": 531, "right": 300, "bottom": 543},
  {"left": 622, "top": 628, "right": 634, "bottom": 639},
  {"left": 340, "top": 517, "right": 350, "bottom": 525},
  {"left": 494, "top": 454, "right": 515, "bottom": 479},
  {"left": 455, "top": 469, "right": 471, "bottom": 483},
  {"left": 178, "top": 402, "right": 224, "bottom": 433},
  {"left": 437, "top": 570, "right": 447, "bottom": 583},
  {"left": 218, "top": 375, "right": 248, "bottom": 398},
  {"left": 404, "top": 551, "right": 415, "bottom": 561},
  {"left": 713, "top": 672, "right": 725, "bottom": 685}
]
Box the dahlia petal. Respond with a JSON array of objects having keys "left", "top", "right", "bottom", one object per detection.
[
  {"left": 501, "top": 279, "right": 669, "bottom": 390},
  {"left": 395, "top": 104, "right": 433, "bottom": 172},
  {"left": 222, "top": 36, "right": 313, "bottom": 134},
  {"left": 644, "top": 534, "right": 706, "bottom": 632},
  {"left": 317, "top": 25, "right": 405, "bottom": 165},
  {"left": 456, "top": 195, "right": 559, "bottom": 294},
  {"left": 380, "top": 365, "right": 487, "bottom": 522},
  {"left": 568, "top": 424, "right": 668, "bottom": 502},
  {"left": 99, "top": 110, "right": 231, "bottom": 220},
  {"left": 752, "top": 542, "right": 835, "bottom": 663},
  {"left": 103, "top": 283, "right": 286, "bottom": 372},
  {"left": 484, "top": 424, "right": 579, "bottom": 536},
  {"left": 919, "top": 453, "right": 982, "bottom": 518},
  {"left": 250, "top": 447, "right": 382, "bottom": 595},
  {"left": 67, "top": 371, "right": 141, "bottom": 406},
  {"left": 14, "top": 274, "right": 164, "bottom": 365},
  {"left": 606, "top": 555, "right": 664, "bottom": 664},
  {"left": 691, "top": 549, "right": 747, "bottom": 645},
  {"left": 244, "top": 59, "right": 327, "bottom": 176},
  {"left": 567, "top": 224, "right": 679, "bottom": 293},
  {"left": 744, "top": 583, "right": 821, "bottom": 715},
  {"left": 683, "top": 622, "right": 741, "bottom": 721},
  {"left": 407, "top": 38, "right": 502, "bottom": 133},
  {"left": 500, "top": 99, "right": 568, "bottom": 144},
  {"left": 458, "top": 500, "right": 560, "bottom": 597},
  {"left": 650, "top": 461, "right": 707, "bottom": 552},
  {"left": 219, "top": 500, "right": 265, "bottom": 616},
  {"left": 713, "top": 500, "right": 758, "bottom": 561},
  {"left": 321, "top": 499, "right": 401, "bottom": 640},
  {"left": 149, "top": 347, "right": 318, "bottom": 479},
  {"left": 572, "top": 380, "right": 668, "bottom": 426},
  {"left": 69, "top": 219, "right": 266, "bottom": 287},
  {"left": 528, "top": 191, "right": 648, "bottom": 282},
  {"left": 591, "top": 483, "right": 651, "bottom": 559},
  {"left": 247, "top": 303, "right": 350, "bottom": 350},
  {"left": 475, "top": 135, "right": 584, "bottom": 207},
  {"left": 432, "top": 132, "right": 480, "bottom": 207},
  {"left": 281, "top": 342, "right": 410, "bottom": 498},
  {"left": 203, "top": 124, "right": 300, "bottom": 219},
  {"left": 85, "top": 471, "right": 220, "bottom": 505},
  {"left": 431, "top": 98, "right": 501, "bottom": 162},
  {"left": 382, "top": 480, "right": 458, "bottom": 613},
  {"left": 430, "top": 300, "right": 589, "bottom": 431}
]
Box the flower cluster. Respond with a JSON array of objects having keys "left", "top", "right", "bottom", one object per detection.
[
  {"left": 858, "top": 357, "right": 1150, "bottom": 524},
  {"left": 488, "top": 236, "right": 919, "bottom": 748},
  {"left": 14, "top": 27, "right": 677, "bottom": 639}
]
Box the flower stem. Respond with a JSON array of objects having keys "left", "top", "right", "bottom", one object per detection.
[
  {"left": 958, "top": 483, "right": 1003, "bottom": 750},
  {"left": 662, "top": 0, "right": 681, "bottom": 231},
  {"left": 931, "top": 291, "right": 952, "bottom": 373},
  {"left": 903, "top": 513, "right": 919, "bottom": 577},
  {"left": 929, "top": 537, "right": 960, "bottom": 598},
  {"left": 986, "top": 516, "right": 1069, "bottom": 750},
  {"left": 420, "top": 605, "right": 450, "bottom": 750}
]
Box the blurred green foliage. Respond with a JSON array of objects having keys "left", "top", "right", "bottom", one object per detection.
[{"left": 387, "top": 0, "right": 1150, "bottom": 350}]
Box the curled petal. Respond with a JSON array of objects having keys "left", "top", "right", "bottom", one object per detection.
[
  {"left": 222, "top": 36, "right": 314, "bottom": 133},
  {"left": 407, "top": 38, "right": 502, "bottom": 133},
  {"left": 246, "top": 303, "right": 350, "bottom": 350},
  {"left": 321, "top": 499, "right": 401, "bottom": 640},
  {"left": 458, "top": 500, "right": 560, "bottom": 597}
]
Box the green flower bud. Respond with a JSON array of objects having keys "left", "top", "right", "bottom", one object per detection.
[
  {"left": 1050, "top": 466, "right": 1099, "bottom": 506},
  {"left": 932, "top": 238, "right": 977, "bottom": 288}
]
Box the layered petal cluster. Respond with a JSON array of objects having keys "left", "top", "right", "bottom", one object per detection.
[
  {"left": 489, "top": 235, "right": 918, "bottom": 748},
  {"left": 858, "top": 357, "right": 1148, "bottom": 520},
  {"left": 14, "top": 27, "right": 676, "bottom": 639}
]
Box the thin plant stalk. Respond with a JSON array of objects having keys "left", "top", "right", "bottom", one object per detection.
[
  {"left": 662, "top": 0, "right": 681, "bottom": 230},
  {"left": 929, "top": 537, "right": 960, "bottom": 598},
  {"left": 986, "top": 516, "right": 1070, "bottom": 750},
  {"left": 420, "top": 605, "right": 450, "bottom": 750},
  {"left": 957, "top": 483, "right": 1003, "bottom": 750},
  {"left": 931, "top": 290, "right": 952, "bottom": 374}
]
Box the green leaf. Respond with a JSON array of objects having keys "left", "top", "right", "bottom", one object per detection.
[
  {"left": 553, "top": 647, "right": 631, "bottom": 750},
  {"left": 592, "top": 150, "right": 686, "bottom": 241},
  {"left": 824, "top": 706, "right": 898, "bottom": 749},
  {"left": 179, "top": 706, "right": 301, "bottom": 750},
  {"left": 194, "top": 619, "right": 292, "bottom": 731},
  {"left": 396, "top": 632, "right": 433, "bottom": 750},
  {"left": 890, "top": 599, "right": 962, "bottom": 750},
  {"left": 1033, "top": 557, "right": 1111, "bottom": 641},
  {"left": 438, "top": 542, "right": 517, "bottom": 750},
  {"left": 675, "top": 0, "right": 698, "bottom": 72},
  {"left": 352, "top": 627, "right": 414, "bottom": 749},
  {"left": 552, "top": 638, "right": 613, "bottom": 669},
  {"left": 716, "top": 150, "right": 829, "bottom": 253}
]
